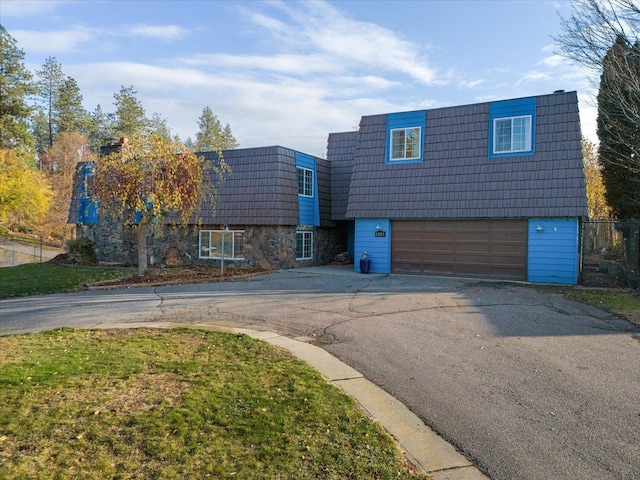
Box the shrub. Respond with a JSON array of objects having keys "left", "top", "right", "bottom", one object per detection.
[{"left": 66, "top": 237, "right": 96, "bottom": 265}]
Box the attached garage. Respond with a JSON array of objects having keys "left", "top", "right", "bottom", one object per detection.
[{"left": 392, "top": 220, "right": 528, "bottom": 280}]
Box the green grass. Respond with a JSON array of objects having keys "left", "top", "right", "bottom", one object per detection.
[
  {"left": 561, "top": 288, "right": 640, "bottom": 312},
  {"left": 0, "top": 263, "right": 132, "bottom": 298},
  {"left": 0, "top": 328, "right": 427, "bottom": 479}
]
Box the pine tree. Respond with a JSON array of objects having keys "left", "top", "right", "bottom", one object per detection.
[
  {"left": 195, "top": 106, "right": 238, "bottom": 151},
  {"left": 0, "top": 25, "right": 35, "bottom": 149},
  {"left": 35, "top": 57, "right": 65, "bottom": 150},
  {"left": 56, "top": 76, "right": 89, "bottom": 135},
  {"left": 113, "top": 85, "right": 148, "bottom": 137}
]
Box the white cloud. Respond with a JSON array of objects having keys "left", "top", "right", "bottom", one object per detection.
[
  {"left": 241, "top": 0, "right": 439, "bottom": 85},
  {"left": 1, "top": 0, "right": 68, "bottom": 17},
  {"left": 9, "top": 28, "right": 94, "bottom": 53},
  {"left": 126, "top": 24, "right": 187, "bottom": 40}
]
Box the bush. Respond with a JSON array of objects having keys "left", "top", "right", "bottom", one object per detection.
[{"left": 66, "top": 237, "right": 96, "bottom": 265}]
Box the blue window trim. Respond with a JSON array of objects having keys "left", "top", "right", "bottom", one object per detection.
[
  {"left": 386, "top": 111, "right": 426, "bottom": 164},
  {"left": 489, "top": 97, "right": 536, "bottom": 158}
]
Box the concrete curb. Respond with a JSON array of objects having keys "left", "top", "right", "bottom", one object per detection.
[{"left": 96, "top": 321, "right": 490, "bottom": 479}]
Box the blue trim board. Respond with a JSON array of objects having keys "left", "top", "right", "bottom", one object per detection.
[
  {"left": 295, "top": 152, "right": 320, "bottom": 226},
  {"left": 489, "top": 97, "right": 536, "bottom": 158},
  {"left": 354, "top": 219, "right": 391, "bottom": 273},
  {"left": 527, "top": 218, "right": 579, "bottom": 285},
  {"left": 385, "top": 110, "right": 427, "bottom": 164}
]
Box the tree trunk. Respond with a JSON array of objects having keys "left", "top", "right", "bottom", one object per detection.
[{"left": 136, "top": 220, "right": 149, "bottom": 275}]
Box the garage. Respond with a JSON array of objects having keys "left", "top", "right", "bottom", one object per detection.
[{"left": 392, "top": 219, "right": 528, "bottom": 280}]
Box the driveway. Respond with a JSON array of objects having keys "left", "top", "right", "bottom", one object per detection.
[{"left": 1, "top": 266, "right": 639, "bottom": 479}]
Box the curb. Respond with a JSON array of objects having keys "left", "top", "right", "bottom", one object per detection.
[{"left": 95, "top": 321, "right": 490, "bottom": 479}]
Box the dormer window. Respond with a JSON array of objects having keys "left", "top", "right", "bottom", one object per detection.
[
  {"left": 385, "top": 110, "right": 426, "bottom": 164},
  {"left": 494, "top": 115, "right": 532, "bottom": 154},
  {"left": 391, "top": 127, "right": 421, "bottom": 161},
  {"left": 489, "top": 97, "right": 536, "bottom": 158},
  {"left": 297, "top": 167, "right": 313, "bottom": 197}
]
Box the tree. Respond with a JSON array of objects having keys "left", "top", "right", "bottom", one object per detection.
[
  {"left": 55, "top": 76, "right": 89, "bottom": 136},
  {"left": 195, "top": 106, "right": 238, "bottom": 151},
  {"left": 0, "top": 149, "right": 53, "bottom": 229},
  {"left": 597, "top": 35, "right": 640, "bottom": 218},
  {"left": 39, "top": 132, "right": 94, "bottom": 243},
  {"left": 0, "top": 25, "right": 35, "bottom": 149},
  {"left": 148, "top": 112, "right": 172, "bottom": 140},
  {"left": 556, "top": 1, "right": 640, "bottom": 216},
  {"left": 35, "top": 57, "right": 65, "bottom": 150},
  {"left": 91, "top": 133, "right": 230, "bottom": 274},
  {"left": 583, "top": 138, "right": 611, "bottom": 219},
  {"left": 87, "top": 105, "right": 116, "bottom": 152},
  {"left": 113, "top": 85, "right": 148, "bottom": 137}
]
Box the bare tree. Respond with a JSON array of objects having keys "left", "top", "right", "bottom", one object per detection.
[{"left": 556, "top": 0, "right": 640, "bottom": 217}]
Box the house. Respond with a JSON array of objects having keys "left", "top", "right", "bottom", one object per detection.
[
  {"left": 68, "top": 90, "right": 587, "bottom": 284},
  {"left": 331, "top": 90, "right": 587, "bottom": 284},
  {"left": 68, "top": 145, "right": 346, "bottom": 270}
]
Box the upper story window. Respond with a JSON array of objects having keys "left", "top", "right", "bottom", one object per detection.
[
  {"left": 297, "top": 167, "right": 313, "bottom": 197},
  {"left": 390, "top": 127, "right": 421, "bottom": 161},
  {"left": 489, "top": 97, "right": 536, "bottom": 158},
  {"left": 386, "top": 110, "right": 426, "bottom": 164},
  {"left": 494, "top": 115, "right": 532, "bottom": 154}
]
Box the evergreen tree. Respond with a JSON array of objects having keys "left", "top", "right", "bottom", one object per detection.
[
  {"left": 35, "top": 57, "right": 65, "bottom": 150},
  {"left": 195, "top": 106, "right": 238, "bottom": 151},
  {"left": 113, "top": 85, "right": 148, "bottom": 137},
  {"left": 0, "top": 25, "right": 35, "bottom": 149},
  {"left": 148, "top": 112, "right": 172, "bottom": 140},
  {"left": 87, "top": 105, "right": 116, "bottom": 152},
  {"left": 55, "top": 76, "right": 89, "bottom": 135},
  {"left": 597, "top": 35, "right": 640, "bottom": 218}
]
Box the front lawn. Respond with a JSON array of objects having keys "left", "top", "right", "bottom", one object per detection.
[
  {"left": 0, "top": 328, "right": 427, "bottom": 479},
  {"left": 0, "top": 263, "right": 132, "bottom": 298}
]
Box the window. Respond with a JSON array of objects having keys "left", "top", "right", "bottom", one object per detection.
[
  {"left": 493, "top": 116, "right": 532, "bottom": 154},
  {"left": 390, "top": 127, "right": 421, "bottom": 161},
  {"left": 297, "top": 167, "right": 313, "bottom": 197},
  {"left": 199, "top": 229, "right": 245, "bottom": 259},
  {"left": 296, "top": 231, "right": 313, "bottom": 260}
]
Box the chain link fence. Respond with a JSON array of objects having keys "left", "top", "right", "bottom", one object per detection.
[
  {"left": 0, "top": 238, "right": 64, "bottom": 268},
  {"left": 581, "top": 220, "right": 639, "bottom": 288}
]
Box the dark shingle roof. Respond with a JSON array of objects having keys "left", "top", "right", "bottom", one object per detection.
[
  {"left": 198, "top": 146, "right": 299, "bottom": 226},
  {"left": 327, "top": 131, "right": 358, "bottom": 221},
  {"left": 343, "top": 91, "right": 587, "bottom": 219}
]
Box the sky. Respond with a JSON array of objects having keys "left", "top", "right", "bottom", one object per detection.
[{"left": 2, "top": 0, "right": 596, "bottom": 157}]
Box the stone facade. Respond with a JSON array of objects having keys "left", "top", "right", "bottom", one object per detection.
[{"left": 75, "top": 218, "right": 347, "bottom": 271}]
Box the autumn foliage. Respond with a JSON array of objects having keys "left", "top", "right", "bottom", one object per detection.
[{"left": 91, "top": 133, "right": 230, "bottom": 274}]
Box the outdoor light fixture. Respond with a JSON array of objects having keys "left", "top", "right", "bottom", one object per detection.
[
  {"left": 375, "top": 224, "right": 383, "bottom": 231},
  {"left": 536, "top": 224, "right": 544, "bottom": 232},
  {"left": 221, "top": 224, "right": 231, "bottom": 276}
]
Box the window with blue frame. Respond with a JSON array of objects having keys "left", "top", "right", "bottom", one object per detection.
[
  {"left": 489, "top": 97, "right": 536, "bottom": 157},
  {"left": 297, "top": 167, "right": 313, "bottom": 197},
  {"left": 386, "top": 111, "right": 426, "bottom": 164}
]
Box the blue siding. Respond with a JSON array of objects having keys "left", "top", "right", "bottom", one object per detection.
[
  {"left": 354, "top": 219, "right": 391, "bottom": 273},
  {"left": 296, "top": 152, "right": 320, "bottom": 226},
  {"left": 386, "top": 110, "right": 427, "bottom": 164},
  {"left": 77, "top": 162, "right": 98, "bottom": 225},
  {"left": 489, "top": 97, "right": 536, "bottom": 158},
  {"left": 527, "top": 218, "right": 579, "bottom": 285}
]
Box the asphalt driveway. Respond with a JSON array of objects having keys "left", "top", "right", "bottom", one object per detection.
[{"left": 1, "top": 266, "right": 639, "bottom": 479}]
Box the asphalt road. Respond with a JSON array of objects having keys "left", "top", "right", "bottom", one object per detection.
[{"left": 1, "top": 266, "right": 639, "bottom": 479}]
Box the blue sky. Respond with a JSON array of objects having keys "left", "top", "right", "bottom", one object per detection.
[{"left": 2, "top": 0, "right": 595, "bottom": 156}]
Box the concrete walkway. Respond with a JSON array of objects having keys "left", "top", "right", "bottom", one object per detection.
[{"left": 94, "top": 320, "right": 489, "bottom": 480}]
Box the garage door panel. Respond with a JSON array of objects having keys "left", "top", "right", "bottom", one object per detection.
[{"left": 392, "top": 220, "right": 527, "bottom": 280}]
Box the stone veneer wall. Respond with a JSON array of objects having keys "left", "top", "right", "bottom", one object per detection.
[{"left": 75, "top": 219, "right": 347, "bottom": 271}]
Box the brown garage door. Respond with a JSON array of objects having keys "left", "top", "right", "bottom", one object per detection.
[{"left": 392, "top": 220, "right": 527, "bottom": 280}]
